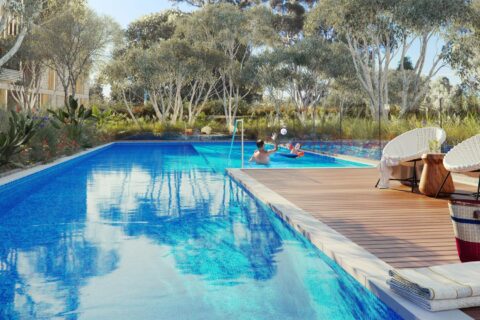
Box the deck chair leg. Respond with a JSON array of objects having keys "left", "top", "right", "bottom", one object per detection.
[
  {"left": 476, "top": 177, "right": 480, "bottom": 201},
  {"left": 375, "top": 179, "right": 380, "bottom": 188},
  {"left": 411, "top": 161, "right": 417, "bottom": 193},
  {"left": 435, "top": 172, "right": 451, "bottom": 198}
]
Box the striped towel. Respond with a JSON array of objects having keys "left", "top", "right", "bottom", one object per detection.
[{"left": 388, "top": 262, "right": 480, "bottom": 311}]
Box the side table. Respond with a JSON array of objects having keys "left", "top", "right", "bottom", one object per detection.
[{"left": 419, "top": 153, "right": 455, "bottom": 197}]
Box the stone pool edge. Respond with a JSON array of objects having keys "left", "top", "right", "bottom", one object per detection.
[
  {"left": 227, "top": 168, "right": 472, "bottom": 320},
  {"left": 0, "top": 142, "right": 115, "bottom": 188}
]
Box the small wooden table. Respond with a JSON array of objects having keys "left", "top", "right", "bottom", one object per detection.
[{"left": 419, "top": 153, "right": 455, "bottom": 197}]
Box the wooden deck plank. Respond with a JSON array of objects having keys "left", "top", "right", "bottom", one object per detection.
[{"left": 242, "top": 168, "right": 479, "bottom": 319}]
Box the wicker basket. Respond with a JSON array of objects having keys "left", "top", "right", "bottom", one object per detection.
[{"left": 448, "top": 200, "right": 480, "bottom": 262}]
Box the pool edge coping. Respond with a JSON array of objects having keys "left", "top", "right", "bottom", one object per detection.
[
  {"left": 0, "top": 142, "right": 115, "bottom": 188},
  {"left": 227, "top": 168, "right": 473, "bottom": 320}
]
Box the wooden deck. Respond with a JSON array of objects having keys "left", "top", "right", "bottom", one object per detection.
[{"left": 242, "top": 168, "right": 480, "bottom": 319}]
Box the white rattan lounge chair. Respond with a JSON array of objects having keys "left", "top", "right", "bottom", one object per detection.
[
  {"left": 436, "top": 134, "right": 480, "bottom": 199},
  {"left": 376, "top": 127, "right": 446, "bottom": 191}
]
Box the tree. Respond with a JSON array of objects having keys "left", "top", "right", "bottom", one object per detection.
[
  {"left": 102, "top": 51, "right": 140, "bottom": 126},
  {"left": 447, "top": 0, "right": 480, "bottom": 91},
  {"left": 170, "top": 0, "right": 254, "bottom": 8},
  {"left": 264, "top": 36, "right": 352, "bottom": 124},
  {"left": 308, "top": 0, "right": 397, "bottom": 120},
  {"left": 307, "top": 0, "right": 470, "bottom": 118},
  {"left": 255, "top": 54, "right": 287, "bottom": 124},
  {"left": 125, "top": 39, "right": 223, "bottom": 125},
  {"left": 394, "top": 0, "right": 469, "bottom": 116},
  {"left": 6, "top": 30, "right": 50, "bottom": 111},
  {"left": 427, "top": 77, "right": 454, "bottom": 118},
  {"left": 269, "top": 0, "right": 316, "bottom": 46},
  {"left": 36, "top": 2, "right": 120, "bottom": 105},
  {"left": 178, "top": 3, "right": 276, "bottom": 130},
  {"left": 125, "top": 10, "right": 183, "bottom": 49},
  {"left": 0, "top": 0, "right": 41, "bottom": 68},
  {"left": 397, "top": 56, "right": 414, "bottom": 71}
]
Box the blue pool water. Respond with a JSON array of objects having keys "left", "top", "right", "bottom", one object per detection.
[
  {"left": 0, "top": 143, "right": 399, "bottom": 319},
  {"left": 192, "top": 141, "right": 371, "bottom": 171}
]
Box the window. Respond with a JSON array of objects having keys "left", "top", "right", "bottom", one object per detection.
[
  {"left": 40, "top": 94, "right": 51, "bottom": 108},
  {"left": 48, "top": 69, "right": 55, "bottom": 90}
]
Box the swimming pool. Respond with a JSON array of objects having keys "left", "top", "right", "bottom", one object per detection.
[
  {"left": 297, "top": 140, "right": 383, "bottom": 160},
  {"left": 192, "top": 141, "right": 371, "bottom": 171},
  {"left": 0, "top": 142, "right": 398, "bottom": 319}
]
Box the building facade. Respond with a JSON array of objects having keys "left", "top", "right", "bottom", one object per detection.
[
  {"left": 0, "top": 67, "right": 90, "bottom": 111},
  {"left": 0, "top": 6, "right": 89, "bottom": 110}
]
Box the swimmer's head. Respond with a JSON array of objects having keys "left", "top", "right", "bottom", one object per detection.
[{"left": 256, "top": 139, "right": 265, "bottom": 149}]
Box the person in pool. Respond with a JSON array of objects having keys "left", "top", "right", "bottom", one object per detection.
[{"left": 249, "top": 133, "right": 278, "bottom": 165}]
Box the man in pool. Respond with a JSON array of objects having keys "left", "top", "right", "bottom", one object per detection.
[{"left": 249, "top": 133, "right": 278, "bottom": 165}]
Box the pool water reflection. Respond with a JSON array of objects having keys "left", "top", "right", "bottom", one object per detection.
[{"left": 0, "top": 143, "right": 399, "bottom": 319}]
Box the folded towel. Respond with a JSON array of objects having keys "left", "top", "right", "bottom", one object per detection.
[
  {"left": 388, "top": 279, "right": 480, "bottom": 311},
  {"left": 389, "top": 262, "right": 480, "bottom": 300},
  {"left": 377, "top": 156, "right": 400, "bottom": 189},
  {"left": 388, "top": 262, "right": 480, "bottom": 311}
]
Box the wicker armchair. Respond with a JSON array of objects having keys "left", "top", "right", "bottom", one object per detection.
[
  {"left": 436, "top": 134, "right": 480, "bottom": 199},
  {"left": 376, "top": 127, "right": 446, "bottom": 191}
]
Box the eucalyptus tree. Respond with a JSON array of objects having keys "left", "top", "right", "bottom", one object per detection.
[
  {"left": 102, "top": 52, "right": 140, "bottom": 126},
  {"left": 307, "top": 0, "right": 398, "bottom": 120},
  {"left": 170, "top": 0, "right": 254, "bottom": 8},
  {"left": 264, "top": 36, "right": 352, "bottom": 125},
  {"left": 36, "top": 2, "right": 120, "bottom": 104},
  {"left": 269, "top": 0, "right": 315, "bottom": 46},
  {"left": 447, "top": 0, "right": 480, "bottom": 92},
  {"left": 393, "top": 0, "right": 470, "bottom": 116},
  {"left": 125, "top": 10, "right": 183, "bottom": 49},
  {"left": 255, "top": 53, "right": 288, "bottom": 124},
  {"left": 184, "top": 45, "right": 225, "bottom": 125},
  {"left": 308, "top": 0, "right": 472, "bottom": 118},
  {"left": 0, "top": 0, "right": 41, "bottom": 68},
  {"left": 126, "top": 38, "right": 223, "bottom": 125},
  {"left": 177, "top": 3, "right": 276, "bottom": 130},
  {"left": 8, "top": 34, "right": 46, "bottom": 111}
]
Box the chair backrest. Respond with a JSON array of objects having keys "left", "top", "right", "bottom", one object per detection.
[
  {"left": 444, "top": 134, "right": 480, "bottom": 173},
  {"left": 382, "top": 127, "right": 446, "bottom": 162}
]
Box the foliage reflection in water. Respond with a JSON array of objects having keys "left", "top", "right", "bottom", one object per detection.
[{"left": 0, "top": 143, "right": 399, "bottom": 319}]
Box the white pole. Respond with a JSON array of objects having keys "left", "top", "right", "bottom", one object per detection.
[
  {"left": 242, "top": 120, "right": 244, "bottom": 168},
  {"left": 237, "top": 119, "right": 244, "bottom": 169}
]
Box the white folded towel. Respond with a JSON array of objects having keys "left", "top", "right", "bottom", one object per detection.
[{"left": 388, "top": 262, "right": 480, "bottom": 311}]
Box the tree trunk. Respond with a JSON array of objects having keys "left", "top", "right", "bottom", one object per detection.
[
  {"left": 121, "top": 89, "right": 139, "bottom": 127},
  {"left": 0, "top": 26, "right": 28, "bottom": 68}
]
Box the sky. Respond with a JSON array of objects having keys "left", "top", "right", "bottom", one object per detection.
[
  {"left": 88, "top": 0, "right": 191, "bottom": 28},
  {"left": 88, "top": 0, "right": 460, "bottom": 84}
]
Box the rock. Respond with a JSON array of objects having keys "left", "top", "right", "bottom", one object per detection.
[{"left": 201, "top": 126, "right": 212, "bottom": 135}]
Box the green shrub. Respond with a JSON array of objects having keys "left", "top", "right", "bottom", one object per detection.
[{"left": 0, "top": 111, "right": 39, "bottom": 167}]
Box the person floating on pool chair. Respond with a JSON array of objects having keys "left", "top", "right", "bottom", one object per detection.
[
  {"left": 249, "top": 133, "right": 278, "bottom": 165},
  {"left": 287, "top": 142, "right": 305, "bottom": 158}
]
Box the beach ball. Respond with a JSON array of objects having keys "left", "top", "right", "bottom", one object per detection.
[{"left": 280, "top": 128, "right": 288, "bottom": 135}]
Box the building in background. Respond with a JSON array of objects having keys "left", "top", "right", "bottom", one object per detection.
[
  {"left": 0, "top": 7, "right": 89, "bottom": 111},
  {"left": 0, "top": 67, "right": 90, "bottom": 111}
]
